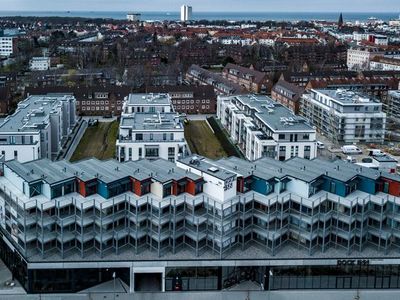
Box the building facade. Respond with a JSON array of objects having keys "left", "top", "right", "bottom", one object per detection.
[
  {"left": 301, "top": 89, "right": 386, "bottom": 144},
  {"left": 180, "top": 5, "right": 192, "bottom": 22},
  {"left": 26, "top": 85, "right": 131, "bottom": 117},
  {"left": 0, "top": 155, "right": 400, "bottom": 294},
  {"left": 0, "top": 31, "right": 16, "bottom": 58},
  {"left": 146, "top": 85, "right": 217, "bottom": 114},
  {"left": 217, "top": 94, "right": 317, "bottom": 161},
  {"left": 0, "top": 94, "right": 77, "bottom": 163},
  {"left": 271, "top": 80, "right": 304, "bottom": 114},
  {"left": 222, "top": 63, "right": 269, "bottom": 93},
  {"left": 370, "top": 57, "right": 400, "bottom": 71},
  {"left": 388, "top": 91, "right": 400, "bottom": 123},
  {"left": 186, "top": 65, "right": 245, "bottom": 95},
  {"left": 116, "top": 93, "right": 188, "bottom": 163},
  {"left": 29, "top": 57, "right": 51, "bottom": 71}
]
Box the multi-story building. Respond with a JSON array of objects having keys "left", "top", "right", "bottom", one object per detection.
[
  {"left": 370, "top": 57, "right": 400, "bottom": 71},
  {"left": 186, "top": 65, "right": 245, "bottom": 95},
  {"left": 0, "top": 30, "right": 17, "bottom": 58},
  {"left": 305, "top": 77, "right": 400, "bottom": 117},
  {"left": 25, "top": 85, "right": 131, "bottom": 116},
  {"left": 0, "top": 155, "right": 400, "bottom": 294},
  {"left": 347, "top": 46, "right": 384, "bottom": 70},
  {"left": 180, "top": 5, "right": 192, "bottom": 22},
  {"left": 271, "top": 80, "right": 304, "bottom": 114},
  {"left": 217, "top": 94, "right": 317, "bottom": 161},
  {"left": 126, "top": 12, "right": 141, "bottom": 22},
  {"left": 222, "top": 63, "right": 270, "bottom": 93},
  {"left": 146, "top": 85, "right": 217, "bottom": 114},
  {"left": 388, "top": 90, "right": 400, "bottom": 123},
  {"left": 347, "top": 46, "right": 400, "bottom": 70},
  {"left": 0, "top": 87, "right": 11, "bottom": 116},
  {"left": 0, "top": 94, "right": 77, "bottom": 163},
  {"left": 116, "top": 93, "right": 188, "bottom": 162},
  {"left": 29, "top": 57, "right": 51, "bottom": 71},
  {"left": 301, "top": 89, "right": 386, "bottom": 144}
]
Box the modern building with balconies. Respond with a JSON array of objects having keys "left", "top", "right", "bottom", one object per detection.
[
  {"left": 0, "top": 94, "right": 77, "bottom": 163},
  {"left": 301, "top": 89, "right": 386, "bottom": 144},
  {"left": 217, "top": 94, "right": 317, "bottom": 161},
  {"left": 116, "top": 93, "right": 188, "bottom": 162},
  {"left": 0, "top": 155, "right": 400, "bottom": 294}
]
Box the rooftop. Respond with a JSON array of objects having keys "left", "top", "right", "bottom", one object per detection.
[
  {"left": 178, "top": 156, "right": 236, "bottom": 181},
  {"left": 125, "top": 93, "right": 171, "bottom": 106},
  {"left": 120, "top": 112, "right": 183, "bottom": 131},
  {"left": 0, "top": 95, "right": 75, "bottom": 133},
  {"left": 231, "top": 94, "right": 314, "bottom": 132},
  {"left": 313, "top": 89, "right": 381, "bottom": 105}
]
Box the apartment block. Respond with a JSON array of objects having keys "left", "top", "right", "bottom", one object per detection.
[
  {"left": 116, "top": 93, "right": 188, "bottom": 162},
  {"left": 29, "top": 57, "right": 51, "bottom": 71},
  {"left": 26, "top": 85, "right": 131, "bottom": 117},
  {"left": 217, "top": 94, "right": 317, "bottom": 161},
  {"left": 186, "top": 64, "right": 245, "bottom": 95},
  {"left": 0, "top": 155, "right": 399, "bottom": 293},
  {"left": 271, "top": 80, "right": 304, "bottom": 114},
  {"left": 222, "top": 63, "right": 270, "bottom": 93},
  {"left": 0, "top": 94, "right": 77, "bottom": 162},
  {"left": 146, "top": 85, "right": 217, "bottom": 114},
  {"left": 301, "top": 89, "right": 386, "bottom": 144}
]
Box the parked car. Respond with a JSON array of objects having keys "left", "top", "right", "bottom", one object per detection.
[
  {"left": 317, "top": 141, "right": 325, "bottom": 149},
  {"left": 342, "top": 145, "right": 362, "bottom": 155}
]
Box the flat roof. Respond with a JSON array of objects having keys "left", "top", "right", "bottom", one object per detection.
[
  {"left": 232, "top": 95, "right": 314, "bottom": 132},
  {"left": 314, "top": 89, "right": 381, "bottom": 105},
  {"left": 179, "top": 156, "right": 236, "bottom": 181},
  {"left": 0, "top": 95, "right": 74, "bottom": 133},
  {"left": 126, "top": 93, "right": 171, "bottom": 106},
  {"left": 120, "top": 112, "right": 183, "bottom": 131}
]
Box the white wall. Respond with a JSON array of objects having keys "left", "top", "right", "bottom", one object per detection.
[{"left": 150, "top": 182, "right": 163, "bottom": 199}]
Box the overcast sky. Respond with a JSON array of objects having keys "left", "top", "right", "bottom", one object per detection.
[{"left": 3, "top": 0, "right": 400, "bottom": 12}]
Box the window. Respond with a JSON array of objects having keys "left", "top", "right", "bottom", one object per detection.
[
  {"left": 139, "top": 148, "right": 142, "bottom": 158},
  {"left": 14, "top": 150, "right": 17, "bottom": 159},
  {"left": 279, "top": 134, "right": 285, "bottom": 140},
  {"left": 136, "top": 133, "right": 143, "bottom": 141},
  {"left": 150, "top": 134, "right": 153, "bottom": 141},
  {"left": 145, "top": 147, "right": 159, "bottom": 158},
  {"left": 163, "top": 133, "right": 167, "bottom": 141}
]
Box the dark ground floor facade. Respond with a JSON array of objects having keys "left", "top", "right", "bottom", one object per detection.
[{"left": 2, "top": 231, "right": 400, "bottom": 294}]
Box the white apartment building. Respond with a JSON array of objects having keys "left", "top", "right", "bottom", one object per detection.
[
  {"left": 217, "top": 94, "right": 317, "bottom": 161},
  {"left": 29, "top": 57, "right": 51, "bottom": 71},
  {"left": 346, "top": 46, "right": 384, "bottom": 70},
  {"left": 0, "top": 35, "right": 14, "bottom": 58},
  {"left": 301, "top": 89, "right": 386, "bottom": 144},
  {"left": 388, "top": 90, "right": 400, "bottom": 122},
  {"left": 180, "top": 5, "right": 192, "bottom": 22},
  {"left": 370, "top": 57, "right": 400, "bottom": 71},
  {"left": 0, "top": 94, "right": 77, "bottom": 163},
  {"left": 127, "top": 13, "right": 141, "bottom": 22},
  {"left": 116, "top": 93, "right": 188, "bottom": 162}
]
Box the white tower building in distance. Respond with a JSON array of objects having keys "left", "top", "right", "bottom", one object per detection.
[{"left": 180, "top": 5, "right": 192, "bottom": 22}]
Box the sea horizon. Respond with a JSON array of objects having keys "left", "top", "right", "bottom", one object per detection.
[{"left": 0, "top": 10, "right": 399, "bottom": 22}]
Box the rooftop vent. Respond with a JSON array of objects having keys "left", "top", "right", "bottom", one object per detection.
[{"left": 208, "top": 167, "right": 219, "bottom": 173}]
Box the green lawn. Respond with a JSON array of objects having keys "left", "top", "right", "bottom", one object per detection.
[
  {"left": 70, "top": 121, "right": 119, "bottom": 162},
  {"left": 184, "top": 120, "right": 227, "bottom": 159}
]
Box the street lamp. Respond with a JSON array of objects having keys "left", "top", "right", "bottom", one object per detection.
[
  {"left": 113, "top": 271, "right": 116, "bottom": 300},
  {"left": 268, "top": 269, "right": 273, "bottom": 300}
]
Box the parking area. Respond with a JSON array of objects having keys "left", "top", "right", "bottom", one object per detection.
[{"left": 316, "top": 134, "right": 400, "bottom": 166}]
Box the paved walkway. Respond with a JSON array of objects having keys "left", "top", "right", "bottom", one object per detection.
[
  {"left": 0, "top": 260, "right": 26, "bottom": 295},
  {"left": 64, "top": 120, "right": 88, "bottom": 161}
]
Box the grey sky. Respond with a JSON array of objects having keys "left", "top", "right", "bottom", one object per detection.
[{"left": 3, "top": 0, "right": 399, "bottom": 12}]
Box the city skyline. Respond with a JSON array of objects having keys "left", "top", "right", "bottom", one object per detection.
[{"left": 2, "top": 0, "right": 400, "bottom": 13}]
